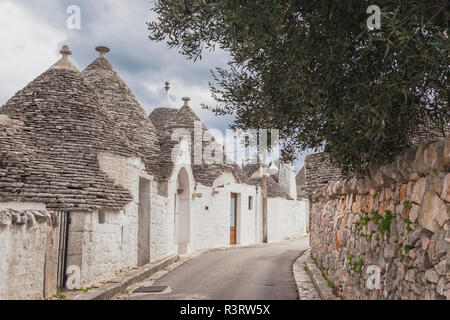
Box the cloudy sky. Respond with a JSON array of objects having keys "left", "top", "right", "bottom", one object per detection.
[{"left": 0, "top": 0, "right": 308, "bottom": 171}]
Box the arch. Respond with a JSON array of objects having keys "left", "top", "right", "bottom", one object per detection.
[{"left": 174, "top": 166, "right": 191, "bottom": 254}]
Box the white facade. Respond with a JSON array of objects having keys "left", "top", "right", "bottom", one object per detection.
[
  {"left": 278, "top": 161, "right": 298, "bottom": 200},
  {"left": 0, "top": 147, "right": 309, "bottom": 293}
]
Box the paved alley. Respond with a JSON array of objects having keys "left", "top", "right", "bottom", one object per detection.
[{"left": 116, "top": 238, "right": 310, "bottom": 300}]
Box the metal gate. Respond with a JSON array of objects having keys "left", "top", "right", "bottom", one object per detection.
[{"left": 56, "top": 211, "right": 70, "bottom": 289}]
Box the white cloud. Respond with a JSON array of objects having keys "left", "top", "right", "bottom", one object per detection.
[{"left": 0, "top": 1, "right": 68, "bottom": 105}]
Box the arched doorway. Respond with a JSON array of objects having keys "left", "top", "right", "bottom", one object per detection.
[{"left": 174, "top": 167, "right": 191, "bottom": 254}]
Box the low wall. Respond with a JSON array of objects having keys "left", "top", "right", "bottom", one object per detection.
[
  {"left": 268, "top": 198, "right": 308, "bottom": 242},
  {"left": 0, "top": 209, "right": 59, "bottom": 300},
  {"left": 310, "top": 136, "right": 449, "bottom": 300}
]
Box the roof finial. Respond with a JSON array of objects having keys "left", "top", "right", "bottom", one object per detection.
[
  {"left": 60, "top": 45, "right": 72, "bottom": 58},
  {"left": 165, "top": 82, "right": 170, "bottom": 93},
  {"left": 182, "top": 97, "right": 191, "bottom": 107},
  {"left": 95, "top": 46, "right": 110, "bottom": 57}
]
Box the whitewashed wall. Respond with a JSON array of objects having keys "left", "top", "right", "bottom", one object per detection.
[
  {"left": 69, "top": 152, "right": 172, "bottom": 286},
  {"left": 67, "top": 209, "right": 133, "bottom": 287},
  {"left": 278, "top": 162, "right": 298, "bottom": 200},
  {"left": 267, "top": 197, "right": 308, "bottom": 242},
  {"left": 279, "top": 199, "right": 308, "bottom": 239},
  {"left": 0, "top": 205, "right": 58, "bottom": 300},
  {"left": 189, "top": 173, "right": 258, "bottom": 252}
]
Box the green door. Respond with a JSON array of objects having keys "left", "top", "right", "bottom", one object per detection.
[{"left": 230, "top": 193, "right": 237, "bottom": 244}]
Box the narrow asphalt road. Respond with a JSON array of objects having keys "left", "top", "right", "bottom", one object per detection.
[{"left": 126, "top": 237, "right": 309, "bottom": 300}]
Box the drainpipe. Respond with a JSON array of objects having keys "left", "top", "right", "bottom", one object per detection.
[{"left": 262, "top": 151, "right": 268, "bottom": 243}]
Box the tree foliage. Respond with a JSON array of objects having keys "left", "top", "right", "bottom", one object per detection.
[{"left": 148, "top": 0, "right": 449, "bottom": 175}]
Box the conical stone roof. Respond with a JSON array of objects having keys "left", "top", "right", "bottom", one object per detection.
[
  {"left": 150, "top": 102, "right": 249, "bottom": 186},
  {"left": 82, "top": 47, "right": 161, "bottom": 175},
  {"left": 0, "top": 46, "right": 135, "bottom": 210}
]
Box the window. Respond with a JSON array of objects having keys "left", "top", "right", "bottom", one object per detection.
[
  {"left": 98, "top": 210, "right": 106, "bottom": 224},
  {"left": 248, "top": 196, "right": 254, "bottom": 210}
]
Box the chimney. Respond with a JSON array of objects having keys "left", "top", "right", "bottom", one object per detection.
[
  {"left": 95, "top": 46, "right": 110, "bottom": 57},
  {"left": 182, "top": 97, "right": 191, "bottom": 107}
]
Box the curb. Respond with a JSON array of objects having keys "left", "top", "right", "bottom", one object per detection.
[
  {"left": 304, "top": 251, "right": 338, "bottom": 300},
  {"left": 292, "top": 249, "right": 321, "bottom": 300},
  {"left": 72, "top": 255, "right": 179, "bottom": 300}
]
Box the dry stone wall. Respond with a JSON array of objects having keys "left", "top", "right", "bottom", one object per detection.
[{"left": 310, "top": 136, "right": 450, "bottom": 300}]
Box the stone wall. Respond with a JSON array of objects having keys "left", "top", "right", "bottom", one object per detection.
[
  {"left": 0, "top": 209, "right": 59, "bottom": 300},
  {"left": 310, "top": 136, "right": 449, "bottom": 300}
]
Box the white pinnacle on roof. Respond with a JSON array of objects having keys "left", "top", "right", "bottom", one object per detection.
[{"left": 160, "top": 81, "right": 176, "bottom": 108}]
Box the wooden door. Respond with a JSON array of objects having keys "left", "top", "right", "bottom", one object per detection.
[{"left": 230, "top": 193, "right": 237, "bottom": 244}]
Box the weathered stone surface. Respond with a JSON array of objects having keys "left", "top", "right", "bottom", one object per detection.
[
  {"left": 0, "top": 209, "right": 55, "bottom": 227},
  {"left": 405, "top": 269, "right": 417, "bottom": 282},
  {"left": 436, "top": 277, "right": 446, "bottom": 296},
  {"left": 413, "top": 142, "right": 433, "bottom": 176},
  {"left": 428, "top": 235, "right": 447, "bottom": 264},
  {"left": 424, "top": 140, "right": 445, "bottom": 171},
  {"left": 425, "top": 269, "right": 439, "bottom": 284},
  {"left": 443, "top": 135, "right": 450, "bottom": 169},
  {"left": 421, "top": 236, "right": 431, "bottom": 251},
  {"left": 435, "top": 260, "right": 446, "bottom": 276},
  {"left": 407, "top": 227, "right": 432, "bottom": 247},
  {"left": 356, "top": 177, "right": 371, "bottom": 195},
  {"left": 410, "top": 177, "right": 430, "bottom": 206},
  {"left": 25, "top": 211, "right": 36, "bottom": 228},
  {"left": 345, "top": 177, "right": 358, "bottom": 194},
  {"left": 0, "top": 211, "right": 11, "bottom": 226},
  {"left": 441, "top": 173, "right": 450, "bottom": 202},
  {"left": 310, "top": 135, "right": 449, "bottom": 300},
  {"left": 409, "top": 172, "right": 420, "bottom": 181},
  {"left": 419, "top": 191, "right": 448, "bottom": 232},
  {"left": 396, "top": 150, "right": 416, "bottom": 181},
  {"left": 409, "top": 205, "right": 421, "bottom": 223},
  {"left": 384, "top": 244, "right": 397, "bottom": 259}
]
